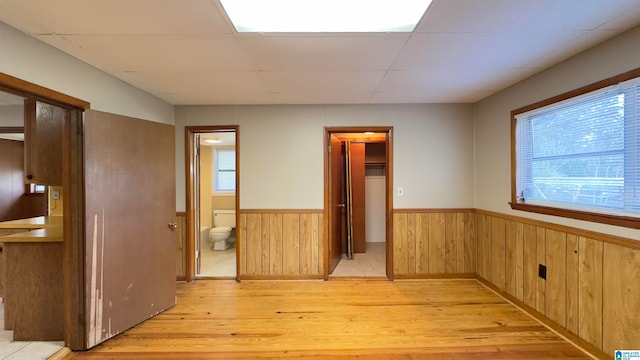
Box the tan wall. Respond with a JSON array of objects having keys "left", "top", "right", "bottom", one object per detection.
[
  {"left": 476, "top": 209, "right": 640, "bottom": 357},
  {"left": 238, "top": 210, "right": 324, "bottom": 278},
  {"left": 212, "top": 195, "right": 235, "bottom": 212},
  {"left": 393, "top": 210, "right": 476, "bottom": 277},
  {"left": 199, "top": 146, "right": 212, "bottom": 228}
]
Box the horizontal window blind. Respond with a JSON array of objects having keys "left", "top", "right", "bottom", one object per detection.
[{"left": 515, "top": 77, "right": 640, "bottom": 216}]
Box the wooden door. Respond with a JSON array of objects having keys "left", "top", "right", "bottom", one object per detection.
[
  {"left": 83, "top": 110, "right": 176, "bottom": 348},
  {"left": 24, "top": 99, "right": 63, "bottom": 185},
  {"left": 328, "top": 135, "right": 344, "bottom": 273},
  {"left": 349, "top": 142, "right": 366, "bottom": 253}
]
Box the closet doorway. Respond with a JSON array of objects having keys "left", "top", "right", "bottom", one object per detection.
[
  {"left": 185, "top": 126, "right": 239, "bottom": 280},
  {"left": 325, "top": 127, "right": 393, "bottom": 279}
]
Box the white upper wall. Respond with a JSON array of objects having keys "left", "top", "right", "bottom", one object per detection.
[
  {"left": 0, "top": 22, "right": 174, "bottom": 124},
  {"left": 474, "top": 25, "right": 640, "bottom": 240},
  {"left": 175, "top": 104, "right": 474, "bottom": 211}
]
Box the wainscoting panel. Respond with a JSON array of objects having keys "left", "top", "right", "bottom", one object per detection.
[
  {"left": 175, "top": 212, "right": 186, "bottom": 280},
  {"left": 476, "top": 209, "right": 640, "bottom": 356},
  {"left": 393, "top": 209, "right": 476, "bottom": 277},
  {"left": 238, "top": 210, "right": 324, "bottom": 278}
]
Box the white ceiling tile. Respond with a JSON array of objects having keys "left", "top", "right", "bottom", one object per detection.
[
  {"left": 236, "top": 34, "right": 410, "bottom": 71},
  {"left": 258, "top": 71, "right": 386, "bottom": 93},
  {"left": 114, "top": 71, "right": 271, "bottom": 104},
  {"left": 418, "top": 0, "right": 640, "bottom": 33},
  {"left": 0, "top": 0, "right": 232, "bottom": 35},
  {"left": 1, "top": 0, "right": 640, "bottom": 105},
  {"left": 56, "top": 35, "right": 254, "bottom": 72},
  {"left": 395, "top": 31, "right": 589, "bottom": 72}
]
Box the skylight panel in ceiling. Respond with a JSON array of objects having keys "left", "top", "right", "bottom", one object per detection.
[{"left": 220, "top": 0, "right": 432, "bottom": 33}]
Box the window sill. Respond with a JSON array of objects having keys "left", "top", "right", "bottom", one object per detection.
[{"left": 509, "top": 202, "right": 640, "bottom": 230}]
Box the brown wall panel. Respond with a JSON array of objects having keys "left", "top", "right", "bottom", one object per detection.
[
  {"left": 463, "top": 212, "right": 476, "bottom": 273},
  {"left": 416, "top": 213, "right": 429, "bottom": 273},
  {"left": 522, "top": 224, "right": 537, "bottom": 309},
  {"left": 456, "top": 213, "right": 465, "bottom": 272},
  {"left": 578, "top": 236, "right": 602, "bottom": 349},
  {"left": 475, "top": 209, "right": 640, "bottom": 356},
  {"left": 536, "top": 227, "right": 546, "bottom": 313},
  {"left": 428, "top": 213, "right": 446, "bottom": 274},
  {"left": 283, "top": 214, "right": 300, "bottom": 274},
  {"left": 565, "top": 234, "right": 579, "bottom": 335},
  {"left": 445, "top": 213, "right": 457, "bottom": 273},
  {"left": 545, "top": 229, "right": 566, "bottom": 327},
  {"left": 491, "top": 217, "right": 506, "bottom": 291},
  {"left": 393, "top": 212, "right": 408, "bottom": 274},
  {"left": 392, "top": 210, "right": 475, "bottom": 277},
  {"left": 237, "top": 210, "right": 324, "bottom": 278},
  {"left": 175, "top": 213, "right": 187, "bottom": 279},
  {"left": 603, "top": 243, "right": 640, "bottom": 354},
  {"left": 505, "top": 220, "right": 516, "bottom": 297},
  {"left": 269, "top": 214, "right": 283, "bottom": 275},
  {"left": 406, "top": 213, "right": 417, "bottom": 274}
]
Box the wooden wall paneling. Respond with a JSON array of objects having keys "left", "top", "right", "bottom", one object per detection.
[
  {"left": 463, "top": 212, "right": 476, "bottom": 273},
  {"left": 565, "top": 234, "right": 579, "bottom": 335},
  {"left": 175, "top": 213, "right": 187, "bottom": 279},
  {"left": 246, "top": 213, "right": 262, "bottom": 275},
  {"left": 536, "top": 227, "right": 546, "bottom": 314},
  {"left": 428, "top": 213, "right": 446, "bottom": 274},
  {"left": 482, "top": 214, "right": 492, "bottom": 279},
  {"left": 269, "top": 214, "right": 283, "bottom": 275},
  {"left": 545, "top": 229, "right": 567, "bottom": 327},
  {"left": 475, "top": 214, "right": 485, "bottom": 278},
  {"left": 456, "top": 213, "right": 465, "bottom": 273},
  {"left": 318, "top": 214, "right": 325, "bottom": 274},
  {"left": 260, "top": 214, "right": 270, "bottom": 274},
  {"left": 515, "top": 221, "right": 524, "bottom": 301},
  {"left": 416, "top": 213, "right": 429, "bottom": 274},
  {"left": 311, "top": 214, "right": 321, "bottom": 274},
  {"left": 523, "top": 224, "right": 538, "bottom": 309},
  {"left": 406, "top": 213, "right": 417, "bottom": 274},
  {"left": 445, "top": 213, "right": 457, "bottom": 273},
  {"left": 238, "top": 213, "right": 247, "bottom": 275},
  {"left": 283, "top": 214, "right": 300, "bottom": 275},
  {"left": 299, "top": 214, "right": 312, "bottom": 275},
  {"left": 578, "top": 236, "right": 603, "bottom": 349},
  {"left": 491, "top": 217, "right": 506, "bottom": 291},
  {"left": 505, "top": 220, "right": 516, "bottom": 297},
  {"left": 393, "top": 212, "right": 408, "bottom": 274},
  {"left": 603, "top": 243, "right": 640, "bottom": 354}
]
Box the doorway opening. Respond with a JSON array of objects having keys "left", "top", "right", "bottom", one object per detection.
[
  {"left": 185, "top": 126, "right": 239, "bottom": 280},
  {"left": 325, "top": 127, "right": 393, "bottom": 279}
]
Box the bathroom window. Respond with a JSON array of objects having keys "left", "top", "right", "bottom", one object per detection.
[{"left": 214, "top": 147, "right": 236, "bottom": 193}]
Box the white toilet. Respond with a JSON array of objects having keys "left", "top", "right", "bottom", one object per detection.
[{"left": 209, "top": 209, "right": 236, "bottom": 251}]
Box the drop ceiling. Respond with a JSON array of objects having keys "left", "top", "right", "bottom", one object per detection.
[{"left": 0, "top": 0, "right": 639, "bottom": 105}]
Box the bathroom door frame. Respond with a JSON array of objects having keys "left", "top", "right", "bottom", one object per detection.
[
  {"left": 185, "top": 125, "right": 240, "bottom": 281},
  {"left": 324, "top": 126, "right": 394, "bottom": 280}
]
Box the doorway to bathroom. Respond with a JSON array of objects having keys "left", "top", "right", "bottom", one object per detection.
[
  {"left": 185, "top": 126, "right": 239, "bottom": 280},
  {"left": 325, "top": 127, "right": 393, "bottom": 279}
]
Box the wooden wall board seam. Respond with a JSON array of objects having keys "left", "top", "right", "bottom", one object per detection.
[{"left": 476, "top": 208, "right": 640, "bottom": 250}]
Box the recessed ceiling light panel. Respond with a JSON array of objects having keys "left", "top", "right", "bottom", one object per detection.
[{"left": 220, "top": 0, "right": 432, "bottom": 33}]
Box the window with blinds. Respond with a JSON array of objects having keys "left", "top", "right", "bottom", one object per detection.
[
  {"left": 214, "top": 148, "right": 236, "bottom": 193},
  {"left": 514, "top": 76, "right": 640, "bottom": 217}
]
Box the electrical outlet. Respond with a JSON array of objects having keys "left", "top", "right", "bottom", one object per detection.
[
  {"left": 397, "top": 187, "right": 404, "bottom": 197},
  {"left": 538, "top": 264, "right": 547, "bottom": 280},
  {"left": 53, "top": 190, "right": 60, "bottom": 200}
]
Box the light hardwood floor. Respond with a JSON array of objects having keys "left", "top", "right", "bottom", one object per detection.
[{"left": 63, "top": 279, "right": 592, "bottom": 359}]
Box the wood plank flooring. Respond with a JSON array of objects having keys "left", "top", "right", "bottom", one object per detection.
[{"left": 64, "top": 279, "right": 592, "bottom": 359}]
